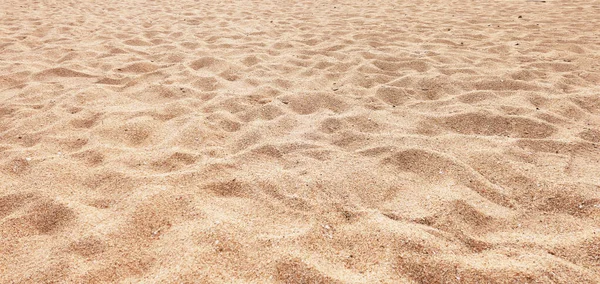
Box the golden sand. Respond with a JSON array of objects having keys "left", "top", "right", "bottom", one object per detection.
[{"left": 1, "top": 0, "right": 600, "bottom": 282}]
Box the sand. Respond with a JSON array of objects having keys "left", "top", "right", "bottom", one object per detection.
[{"left": 1, "top": 0, "right": 600, "bottom": 282}]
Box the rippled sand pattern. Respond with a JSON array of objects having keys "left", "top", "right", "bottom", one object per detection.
[{"left": 2, "top": 0, "right": 600, "bottom": 282}]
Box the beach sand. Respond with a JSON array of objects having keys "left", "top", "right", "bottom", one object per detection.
[{"left": 2, "top": 0, "right": 600, "bottom": 282}]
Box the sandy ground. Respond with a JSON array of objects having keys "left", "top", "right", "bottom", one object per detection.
[{"left": 1, "top": 0, "right": 600, "bottom": 282}]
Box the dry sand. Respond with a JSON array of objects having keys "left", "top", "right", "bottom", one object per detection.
[{"left": 2, "top": 0, "right": 600, "bottom": 282}]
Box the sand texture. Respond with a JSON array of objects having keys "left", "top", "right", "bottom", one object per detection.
[{"left": 2, "top": 0, "right": 600, "bottom": 282}]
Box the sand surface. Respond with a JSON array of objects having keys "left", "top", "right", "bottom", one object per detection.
[{"left": 2, "top": 0, "right": 600, "bottom": 282}]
